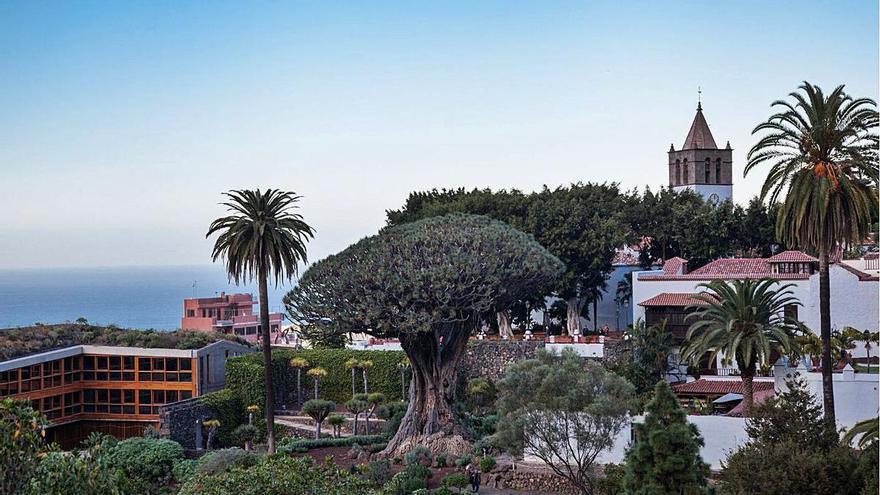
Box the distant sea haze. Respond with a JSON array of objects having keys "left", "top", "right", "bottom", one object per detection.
[{"left": 0, "top": 266, "right": 293, "bottom": 330}]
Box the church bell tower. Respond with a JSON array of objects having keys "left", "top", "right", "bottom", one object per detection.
[{"left": 668, "top": 101, "right": 733, "bottom": 204}]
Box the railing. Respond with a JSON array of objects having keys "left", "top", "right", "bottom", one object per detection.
[{"left": 699, "top": 367, "right": 774, "bottom": 377}]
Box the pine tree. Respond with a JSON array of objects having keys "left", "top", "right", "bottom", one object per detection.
[{"left": 623, "top": 381, "right": 709, "bottom": 495}]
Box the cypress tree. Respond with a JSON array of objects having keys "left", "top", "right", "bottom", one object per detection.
[{"left": 623, "top": 380, "right": 709, "bottom": 494}]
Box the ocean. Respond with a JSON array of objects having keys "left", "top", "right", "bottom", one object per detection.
[{"left": 0, "top": 265, "right": 293, "bottom": 330}]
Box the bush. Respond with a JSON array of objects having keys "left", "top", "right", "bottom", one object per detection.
[
  {"left": 454, "top": 454, "right": 472, "bottom": 467},
  {"left": 233, "top": 424, "right": 258, "bottom": 447},
  {"left": 364, "top": 459, "right": 393, "bottom": 486},
  {"left": 197, "top": 448, "right": 258, "bottom": 476},
  {"left": 225, "top": 348, "right": 407, "bottom": 407},
  {"left": 377, "top": 401, "right": 408, "bottom": 435},
  {"left": 441, "top": 473, "right": 469, "bottom": 491},
  {"left": 178, "top": 455, "right": 373, "bottom": 495},
  {"left": 381, "top": 470, "right": 428, "bottom": 495},
  {"left": 23, "top": 450, "right": 126, "bottom": 495},
  {"left": 0, "top": 398, "right": 48, "bottom": 495},
  {"left": 173, "top": 458, "right": 198, "bottom": 484},
  {"left": 278, "top": 434, "right": 387, "bottom": 453},
  {"left": 596, "top": 463, "right": 625, "bottom": 495},
  {"left": 404, "top": 445, "right": 433, "bottom": 467},
  {"left": 198, "top": 389, "right": 246, "bottom": 447},
  {"left": 103, "top": 437, "right": 184, "bottom": 492},
  {"left": 435, "top": 454, "right": 447, "bottom": 468},
  {"left": 478, "top": 456, "right": 496, "bottom": 472}
]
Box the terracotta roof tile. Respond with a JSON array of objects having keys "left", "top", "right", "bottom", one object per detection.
[
  {"left": 689, "top": 258, "right": 771, "bottom": 276},
  {"left": 662, "top": 257, "right": 688, "bottom": 275},
  {"left": 673, "top": 379, "right": 775, "bottom": 396},
  {"left": 638, "top": 292, "right": 709, "bottom": 307},
  {"left": 766, "top": 250, "right": 818, "bottom": 263}
]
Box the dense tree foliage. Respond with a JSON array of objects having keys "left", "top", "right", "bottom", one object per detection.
[
  {"left": 608, "top": 320, "right": 674, "bottom": 400},
  {"left": 286, "top": 214, "right": 563, "bottom": 455},
  {"left": 721, "top": 378, "right": 865, "bottom": 494},
  {"left": 622, "top": 381, "right": 709, "bottom": 494},
  {"left": 0, "top": 399, "right": 48, "bottom": 494},
  {"left": 385, "top": 185, "right": 779, "bottom": 336},
  {"left": 493, "top": 349, "right": 634, "bottom": 495}
]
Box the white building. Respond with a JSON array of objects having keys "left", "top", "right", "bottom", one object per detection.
[{"left": 631, "top": 251, "right": 879, "bottom": 368}]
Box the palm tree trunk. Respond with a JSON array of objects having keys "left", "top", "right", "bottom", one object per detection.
[
  {"left": 258, "top": 266, "right": 276, "bottom": 453},
  {"left": 565, "top": 297, "right": 583, "bottom": 336},
  {"left": 740, "top": 372, "right": 755, "bottom": 417},
  {"left": 351, "top": 369, "right": 356, "bottom": 397},
  {"left": 818, "top": 249, "right": 836, "bottom": 423},
  {"left": 314, "top": 379, "right": 319, "bottom": 399},
  {"left": 362, "top": 369, "right": 368, "bottom": 394},
  {"left": 296, "top": 369, "right": 302, "bottom": 405},
  {"left": 593, "top": 299, "right": 598, "bottom": 332}
]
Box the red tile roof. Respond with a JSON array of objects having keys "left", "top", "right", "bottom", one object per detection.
[
  {"left": 727, "top": 388, "right": 775, "bottom": 417},
  {"left": 767, "top": 250, "right": 818, "bottom": 263},
  {"left": 638, "top": 292, "right": 709, "bottom": 307},
  {"left": 673, "top": 379, "right": 775, "bottom": 396},
  {"left": 837, "top": 262, "right": 880, "bottom": 282},
  {"left": 682, "top": 104, "right": 718, "bottom": 150},
  {"left": 689, "top": 258, "right": 771, "bottom": 276},
  {"left": 662, "top": 257, "right": 688, "bottom": 275}
]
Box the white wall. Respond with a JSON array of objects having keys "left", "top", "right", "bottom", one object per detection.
[
  {"left": 632, "top": 266, "right": 879, "bottom": 335},
  {"left": 544, "top": 342, "right": 604, "bottom": 358},
  {"left": 776, "top": 364, "right": 879, "bottom": 429}
]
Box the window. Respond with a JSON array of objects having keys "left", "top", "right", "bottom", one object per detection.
[
  {"left": 682, "top": 159, "right": 688, "bottom": 182},
  {"left": 705, "top": 158, "right": 711, "bottom": 183},
  {"left": 716, "top": 158, "right": 722, "bottom": 184},
  {"left": 675, "top": 160, "right": 681, "bottom": 185},
  {"left": 187, "top": 309, "right": 195, "bottom": 317},
  {"left": 82, "top": 388, "right": 136, "bottom": 415},
  {"left": 784, "top": 304, "right": 799, "bottom": 322}
]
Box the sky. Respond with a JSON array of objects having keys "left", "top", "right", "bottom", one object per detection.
[{"left": 1, "top": 0, "right": 877, "bottom": 269}]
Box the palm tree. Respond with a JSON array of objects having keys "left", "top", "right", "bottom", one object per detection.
[
  {"left": 843, "top": 416, "right": 879, "bottom": 449},
  {"left": 745, "top": 82, "right": 878, "bottom": 423},
  {"left": 206, "top": 189, "right": 315, "bottom": 453},
  {"left": 682, "top": 279, "right": 798, "bottom": 416},
  {"left": 344, "top": 358, "right": 360, "bottom": 397},
  {"left": 289, "top": 357, "right": 309, "bottom": 406}
]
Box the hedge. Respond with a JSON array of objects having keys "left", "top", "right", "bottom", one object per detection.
[
  {"left": 225, "top": 348, "right": 407, "bottom": 406},
  {"left": 198, "top": 389, "right": 246, "bottom": 447},
  {"left": 277, "top": 434, "right": 388, "bottom": 454}
]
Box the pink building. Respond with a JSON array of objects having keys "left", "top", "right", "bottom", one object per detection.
[{"left": 181, "top": 292, "right": 283, "bottom": 344}]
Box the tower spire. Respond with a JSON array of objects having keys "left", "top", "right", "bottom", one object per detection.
[{"left": 697, "top": 86, "right": 702, "bottom": 111}]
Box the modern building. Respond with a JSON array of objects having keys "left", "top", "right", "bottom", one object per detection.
[
  {"left": 631, "top": 251, "right": 879, "bottom": 371},
  {"left": 181, "top": 292, "right": 283, "bottom": 344},
  {"left": 668, "top": 101, "right": 733, "bottom": 204},
  {"left": 0, "top": 340, "right": 252, "bottom": 448}
]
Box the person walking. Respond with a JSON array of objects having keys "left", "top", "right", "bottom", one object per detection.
[{"left": 465, "top": 461, "right": 480, "bottom": 493}]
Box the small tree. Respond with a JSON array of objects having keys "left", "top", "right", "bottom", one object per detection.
[
  {"left": 494, "top": 349, "right": 634, "bottom": 495},
  {"left": 246, "top": 404, "right": 259, "bottom": 426},
  {"left": 203, "top": 419, "right": 220, "bottom": 450},
  {"left": 290, "top": 358, "right": 309, "bottom": 405},
  {"left": 307, "top": 367, "right": 328, "bottom": 399},
  {"left": 397, "top": 359, "right": 411, "bottom": 400},
  {"left": 345, "top": 397, "right": 369, "bottom": 436},
  {"left": 327, "top": 414, "right": 346, "bottom": 438},
  {"left": 302, "top": 400, "right": 336, "bottom": 439},
  {"left": 622, "top": 381, "right": 709, "bottom": 494},
  {"left": 360, "top": 360, "right": 373, "bottom": 394},
  {"left": 344, "top": 359, "right": 360, "bottom": 397},
  {"left": 360, "top": 392, "right": 386, "bottom": 435}
]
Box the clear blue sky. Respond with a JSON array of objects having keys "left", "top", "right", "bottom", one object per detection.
[{"left": 1, "top": 0, "right": 877, "bottom": 269}]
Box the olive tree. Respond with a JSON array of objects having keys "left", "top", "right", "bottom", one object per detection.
[
  {"left": 285, "top": 214, "right": 563, "bottom": 456},
  {"left": 493, "top": 349, "right": 634, "bottom": 495}
]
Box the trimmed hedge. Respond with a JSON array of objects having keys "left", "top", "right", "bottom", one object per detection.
[
  {"left": 226, "top": 348, "right": 407, "bottom": 406},
  {"left": 278, "top": 434, "right": 387, "bottom": 454},
  {"left": 198, "top": 389, "right": 246, "bottom": 448}
]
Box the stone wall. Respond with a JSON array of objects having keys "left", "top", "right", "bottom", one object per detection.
[
  {"left": 482, "top": 463, "right": 578, "bottom": 494},
  {"left": 459, "top": 340, "right": 543, "bottom": 382},
  {"left": 159, "top": 396, "right": 213, "bottom": 450}
]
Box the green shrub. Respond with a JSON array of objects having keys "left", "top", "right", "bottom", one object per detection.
[
  {"left": 435, "top": 454, "right": 447, "bottom": 468},
  {"left": 173, "top": 458, "right": 198, "bottom": 484},
  {"left": 381, "top": 470, "right": 428, "bottom": 495},
  {"left": 178, "top": 455, "right": 373, "bottom": 495},
  {"left": 478, "top": 456, "right": 496, "bottom": 472},
  {"left": 377, "top": 401, "right": 408, "bottom": 435},
  {"left": 197, "top": 448, "right": 258, "bottom": 476},
  {"left": 278, "top": 434, "right": 386, "bottom": 453},
  {"left": 404, "top": 445, "right": 433, "bottom": 467},
  {"left": 364, "top": 458, "right": 392, "bottom": 486},
  {"left": 433, "top": 488, "right": 454, "bottom": 495},
  {"left": 198, "top": 389, "right": 246, "bottom": 447},
  {"left": 454, "top": 455, "right": 472, "bottom": 467},
  {"left": 233, "top": 424, "right": 258, "bottom": 446},
  {"left": 0, "top": 398, "right": 49, "bottom": 495},
  {"left": 366, "top": 442, "right": 388, "bottom": 453},
  {"left": 103, "top": 437, "right": 184, "bottom": 492},
  {"left": 596, "top": 463, "right": 625, "bottom": 495},
  {"left": 441, "top": 473, "right": 469, "bottom": 491},
  {"left": 226, "top": 348, "right": 407, "bottom": 406},
  {"left": 23, "top": 450, "right": 126, "bottom": 495}
]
